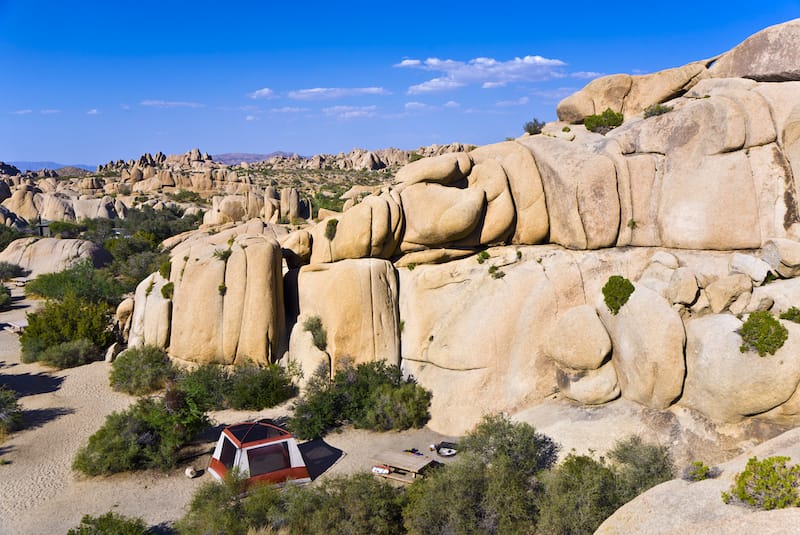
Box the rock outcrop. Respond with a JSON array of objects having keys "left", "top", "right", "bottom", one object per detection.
[{"left": 0, "top": 237, "right": 110, "bottom": 277}]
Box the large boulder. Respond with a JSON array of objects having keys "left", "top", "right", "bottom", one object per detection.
[
  {"left": 393, "top": 152, "right": 472, "bottom": 189},
  {"left": 543, "top": 304, "right": 611, "bottom": 370},
  {"left": 597, "top": 282, "right": 686, "bottom": 409},
  {"left": 168, "top": 233, "right": 286, "bottom": 365},
  {"left": 0, "top": 237, "right": 110, "bottom": 277},
  {"left": 128, "top": 273, "right": 171, "bottom": 349},
  {"left": 681, "top": 314, "right": 800, "bottom": 423},
  {"left": 709, "top": 19, "right": 800, "bottom": 81},
  {"left": 399, "top": 183, "right": 484, "bottom": 250},
  {"left": 293, "top": 259, "right": 400, "bottom": 371}
]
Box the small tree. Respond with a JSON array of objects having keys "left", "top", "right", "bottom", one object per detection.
[
  {"left": 584, "top": 108, "right": 624, "bottom": 134},
  {"left": 523, "top": 118, "right": 546, "bottom": 135},
  {"left": 722, "top": 456, "right": 800, "bottom": 510}
]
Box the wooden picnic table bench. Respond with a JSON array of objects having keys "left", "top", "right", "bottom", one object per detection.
[{"left": 371, "top": 451, "right": 435, "bottom": 483}]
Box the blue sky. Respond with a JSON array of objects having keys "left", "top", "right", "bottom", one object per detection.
[{"left": 1, "top": 1, "right": 798, "bottom": 165}]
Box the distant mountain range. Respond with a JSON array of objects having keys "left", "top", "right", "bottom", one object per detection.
[
  {"left": 212, "top": 152, "right": 297, "bottom": 165},
  {"left": 7, "top": 161, "right": 95, "bottom": 172}
]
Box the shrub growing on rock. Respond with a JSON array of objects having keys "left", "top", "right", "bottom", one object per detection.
[
  {"left": 643, "top": 103, "right": 673, "bottom": 118},
  {"left": 66, "top": 512, "right": 150, "bottom": 535},
  {"left": 0, "top": 385, "right": 22, "bottom": 439},
  {"left": 779, "top": 306, "right": 800, "bottom": 324},
  {"left": 722, "top": 456, "right": 800, "bottom": 510},
  {"left": 109, "top": 346, "right": 176, "bottom": 395},
  {"left": 324, "top": 218, "right": 339, "bottom": 241},
  {"left": 523, "top": 118, "right": 546, "bottom": 135},
  {"left": 739, "top": 311, "right": 788, "bottom": 357},
  {"left": 303, "top": 315, "right": 327, "bottom": 351},
  {"left": 37, "top": 339, "right": 101, "bottom": 369},
  {"left": 684, "top": 460, "right": 715, "bottom": 482},
  {"left": 609, "top": 435, "right": 674, "bottom": 503},
  {"left": 20, "top": 294, "right": 114, "bottom": 363},
  {"left": 602, "top": 275, "right": 635, "bottom": 315},
  {"left": 584, "top": 108, "right": 624, "bottom": 134}
]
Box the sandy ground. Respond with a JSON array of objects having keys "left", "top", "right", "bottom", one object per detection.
[{"left": 0, "top": 290, "right": 455, "bottom": 535}]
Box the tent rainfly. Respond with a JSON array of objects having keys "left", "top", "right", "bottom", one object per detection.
[{"left": 208, "top": 421, "right": 311, "bottom": 486}]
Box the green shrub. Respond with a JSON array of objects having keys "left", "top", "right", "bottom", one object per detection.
[
  {"left": 20, "top": 294, "right": 114, "bottom": 363},
  {"left": 0, "top": 285, "right": 11, "bottom": 311},
  {"left": 643, "top": 103, "right": 673, "bottom": 118},
  {"left": 0, "top": 226, "right": 24, "bottom": 252},
  {"left": 602, "top": 275, "right": 635, "bottom": 315},
  {"left": 213, "top": 248, "right": 232, "bottom": 262},
  {"left": 166, "top": 189, "right": 204, "bottom": 204},
  {"left": 524, "top": 118, "right": 546, "bottom": 135},
  {"left": 779, "top": 306, "right": 800, "bottom": 324},
  {"left": 609, "top": 435, "right": 674, "bottom": 503},
  {"left": 66, "top": 512, "right": 149, "bottom": 535},
  {"left": 0, "top": 262, "right": 24, "bottom": 281},
  {"left": 303, "top": 315, "right": 327, "bottom": 351},
  {"left": 111, "top": 250, "right": 168, "bottom": 293},
  {"left": 72, "top": 391, "right": 207, "bottom": 475},
  {"left": 26, "top": 261, "right": 123, "bottom": 306},
  {"left": 227, "top": 363, "right": 296, "bottom": 410},
  {"left": 324, "top": 218, "right": 339, "bottom": 241},
  {"left": 176, "top": 363, "right": 230, "bottom": 411},
  {"left": 739, "top": 311, "right": 788, "bottom": 356},
  {"left": 161, "top": 281, "right": 174, "bottom": 300},
  {"left": 537, "top": 454, "right": 619, "bottom": 535},
  {"left": 476, "top": 251, "right": 490, "bottom": 264},
  {"left": 409, "top": 152, "right": 424, "bottom": 162},
  {"left": 584, "top": 108, "right": 624, "bottom": 134},
  {"left": 684, "top": 460, "right": 714, "bottom": 482},
  {"left": 218, "top": 283, "right": 227, "bottom": 296},
  {"left": 488, "top": 265, "right": 505, "bottom": 279},
  {"left": 109, "top": 346, "right": 175, "bottom": 395},
  {"left": 49, "top": 220, "right": 86, "bottom": 239},
  {"left": 361, "top": 382, "right": 432, "bottom": 431},
  {"left": 158, "top": 260, "right": 171, "bottom": 280},
  {"left": 0, "top": 385, "right": 22, "bottom": 438},
  {"left": 562, "top": 126, "right": 571, "bottom": 132},
  {"left": 37, "top": 339, "right": 101, "bottom": 369},
  {"left": 722, "top": 456, "right": 800, "bottom": 510}
]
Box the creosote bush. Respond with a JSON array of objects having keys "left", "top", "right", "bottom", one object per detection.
[
  {"left": 643, "top": 103, "right": 674, "bottom": 118},
  {"left": 524, "top": 118, "right": 546, "bottom": 135},
  {"left": 602, "top": 275, "right": 635, "bottom": 315},
  {"left": 66, "top": 512, "right": 150, "bottom": 535},
  {"left": 303, "top": 315, "right": 327, "bottom": 351},
  {"left": 584, "top": 108, "right": 624, "bottom": 134},
  {"left": 109, "top": 346, "right": 176, "bottom": 395},
  {"left": 722, "top": 456, "right": 800, "bottom": 510},
  {"left": 739, "top": 311, "right": 788, "bottom": 356}
]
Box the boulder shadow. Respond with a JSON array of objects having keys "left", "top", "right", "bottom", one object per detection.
[
  {"left": 0, "top": 372, "right": 64, "bottom": 397},
  {"left": 298, "top": 438, "right": 344, "bottom": 481},
  {"left": 21, "top": 407, "right": 74, "bottom": 430}
]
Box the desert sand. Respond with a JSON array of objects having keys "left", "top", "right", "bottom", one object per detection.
[{"left": 0, "top": 289, "right": 453, "bottom": 535}]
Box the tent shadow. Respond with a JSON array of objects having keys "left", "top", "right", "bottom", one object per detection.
[
  {"left": 298, "top": 439, "right": 344, "bottom": 481},
  {"left": 0, "top": 372, "right": 64, "bottom": 397}
]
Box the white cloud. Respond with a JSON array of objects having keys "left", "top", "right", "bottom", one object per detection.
[
  {"left": 40, "top": 109, "right": 60, "bottom": 114},
  {"left": 86, "top": 109, "right": 99, "bottom": 115},
  {"left": 269, "top": 106, "right": 310, "bottom": 113},
  {"left": 11, "top": 109, "right": 32, "bottom": 115},
  {"left": 530, "top": 87, "right": 577, "bottom": 101},
  {"left": 496, "top": 96, "right": 530, "bottom": 107},
  {"left": 288, "top": 87, "right": 389, "bottom": 100},
  {"left": 248, "top": 87, "right": 275, "bottom": 99},
  {"left": 140, "top": 100, "right": 205, "bottom": 109},
  {"left": 444, "top": 101, "right": 460, "bottom": 108},
  {"left": 404, "top": 101, "right": 434, "bottom": 111},
  {"left": 121, "top": 104, "right": 131, "bottom": 110},
  {"left": 322, "top": 105, "right": 377, "bottom": 119},
  {"left": 571, "top": 71, "right": 603, "bottom": 79},
  {"left": 398, "top": 54, "right": 568, "bottom": 94},
  {"left": 245, "top": 115, "right": 257, "bottom": 121}
]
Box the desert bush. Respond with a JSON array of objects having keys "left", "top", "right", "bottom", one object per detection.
[
  {"left": 73, "top": 391, "right": 207, "bottom": 475},
  {"left": 739, "top": 311, "right": 788, "bottom": 356},
  {"left": 602, "top": 275, "right": 635, "bottom": 315},
  {"left": 303, "top": 315, "right": 327, "bottom": 351},
  {"left": 780, "top": 306, "right": 800, "bottom": 324},
  {"left": 227, "top": 363, "right": 295, "bottom": 410},
  {"left": 722, "top": 456, "right": 800, "bottom": 510},
  {"left": 110, "top": 250, "right": 168, "bottom": 292},
  {"left": 0, "top": 262, "right": 24, "bottom": 281},
  {"left": 0, "top": 225, "right": 24, "bottom": 252},
  {"left": 361, "top": 382, "right": 432, "bottom": 431},
  {"left": 66, "top": 512, "right": 150, "bottom": 535},
  {"left": 408, "top": 152, "right": 424, "bottom": 162},
  {"left": 37, "top": 339, "right": 101, "bottom": 369},
  {"left": 537, "top": 454, "right": 619, "bottom": 535},
  {"left": 159, "top": 260, "right": 172, "bottom": 280},
  {"left": 523, "top": 118, "right": 546, "bottom": 135},
  {"left": 684, "top": 460, "right": 715, "bottom": 482},
  {"left": 0, "top": 385, "right": 22, "bottom": 438},
  {"left": 609, "top": 435, "right": 674, "bottom": 502},
  {"left": 476, "top": 250, "right": 490, "bottom": 264},
  {"left": 161, "top": 281, "right": 174, "bottom": 299},
  {"left": 20, "top": 294, "right": 114, "bottom": 363},
  {"left": 0, "top": 285, "right": 12, "bottom": 311},
  {"left": 584, "top": 108, "right": 624, "bottom": 134},
  {"left": 461, "top": 413, "right": 559, "bottom": 477},
  {"left": 176, "top": 363, "right": 230, "bottom": 411},
  {"left": 167, "top": 189, "right": 204, "bottom": 204},
  {"left": 643, "top": 103, "right": 673, "bottom": 118},
  {"left": 324, "top": 219, "right": 338, "bottom": 241},
  {"left": 109, "top": 346, "right": 176, "bottom": 395},
  {"left": 49, "top": 220, "right": 86, "bottom": 239},
  {"left": 26, "top": 261, "right": 123, "bottom": 306}
]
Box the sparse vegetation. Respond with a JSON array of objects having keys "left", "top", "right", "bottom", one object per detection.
[
  {"left": 212, "top": 248, "right": 232, "bottom": 262},
  {"left": 409, "top": 152, "right": 424, "bottom": 162},
  {"left": 643, "top": 103, "right": 673, "bottom": 118},
  {"left": 325, "top": 218, "right": 339, "bottom": 241},
  {"left": 476, "top": 250, "right": 490, "bottom": 264},
  {"left": 161, "top": 281, "right": 174, "bottom": 299},
  {"left": 609, "top": 435, "right": 674, "bottom": 503},
  {"left": 779, "top": 306, "right": 800, "bottom": 323},
  {"left": 524, "top": 118, "right": 546, "bottom": 135},
  {"left": 303, "top": 315, "right": 327, "bottom": 351},
  {"left": 26, "top": 260, "right": 124, "bottom": 306},
  {"left": 37, "top": 338, "right": 102, "bottom": 369},
  {"left": 602, "top": 275, "right": 635, "bottom": 315},
  {"left": 684, "top": 460, "right": 714, "bottom": 482},
  {"left": 0, "top": 385, "right": 22, "bottom": 440},
  {"left": 218, "top": 283, "right": 227, "bottom": 296},
  {"left": 66, "top": 512, "right": 150, "bottom": 535},
  {"left": 0, "top": 285, "right": 12, "bottom": 311},
  {"left": 488, "top": 265, "right": 506, "bottom": 279},
  {"left": 722, "top": 456, "right": 800, "bottom": 510},
  {"left": 0, "top": 262, "right": 24, "bottom": 281},
  {"left": 562, "top": 126, "right": 571, "bottom": 132},
  {"left": 109, "top": 346, "right": 176, "bottom": 395},
  {"left": 739, "top": 311, "right": 788, "bottom": 356},
  {"left": 584, "top": 108, "right": 624, "bottom": 134},
  {"left": 227, "top": 363, "right": 296, "bottom": 410}
]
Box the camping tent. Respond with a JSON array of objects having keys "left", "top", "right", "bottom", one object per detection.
[{"left": 208, "top": 421, "right": 311, "bottom": 486}]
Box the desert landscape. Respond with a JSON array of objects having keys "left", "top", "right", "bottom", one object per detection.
[{"left": 4, "top": 7, "right": 800, "bottom": 535}]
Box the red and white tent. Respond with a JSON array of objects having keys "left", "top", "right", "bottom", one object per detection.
[{"left": 208, "top": 421, "right": 310, "bottom": 486}]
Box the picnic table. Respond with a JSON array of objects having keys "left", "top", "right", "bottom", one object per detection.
[{"left": 371, "top": 450, "right": 435, "bottom": 484}]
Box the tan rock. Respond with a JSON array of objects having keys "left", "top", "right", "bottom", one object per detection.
[
  {"left": 762, "top": 237, "right": 800, "bottom": 277},
  {"left": 455, "top": 159, "right": 514, "bottom": 246},
  {"left": 705, "top": 274, "right": 752, "bottom": 313},
  {"left": 556, "top": 73, "right": 632, "bottom": 123},
  {"left": 287, "top": 314, "right": 331, "bottom": 392},
  {"left": 597, "top": 282, "right": 685, "bottom": 409},
  {"left": 394, "top": 152, "right": 472, "bottom": 189},
  {"left": 729, "top": 253, "right": 772, "bottom": 284},
  {"left": 623, "top": 62, "right": 707, "bottom": 116},
  {"left": 0, "top": 237, "right": 109, "bottom": 277},
  {"left": 710, "top": 19, "right": 800, "bottom": 81},
  {"left": 666, "top": 267, "right": 699, "bottom": 305},
  {"left": 556, "top": 363, "right": 620, "bottom": 405},
  {"left": 543, "top": 305, "right": 611, "bottom": 370},
  {"left": 682, "top": 314, "right": 800, "bottom": 422},
  {"left": 128, "top": 273, "right": 171, "bottom": 350},
  {"left": 399, "top": 183, "right": 484, "bottom": 249},
  {"left": 280, "top": 229, "right": 312, "bottom": 268}
]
